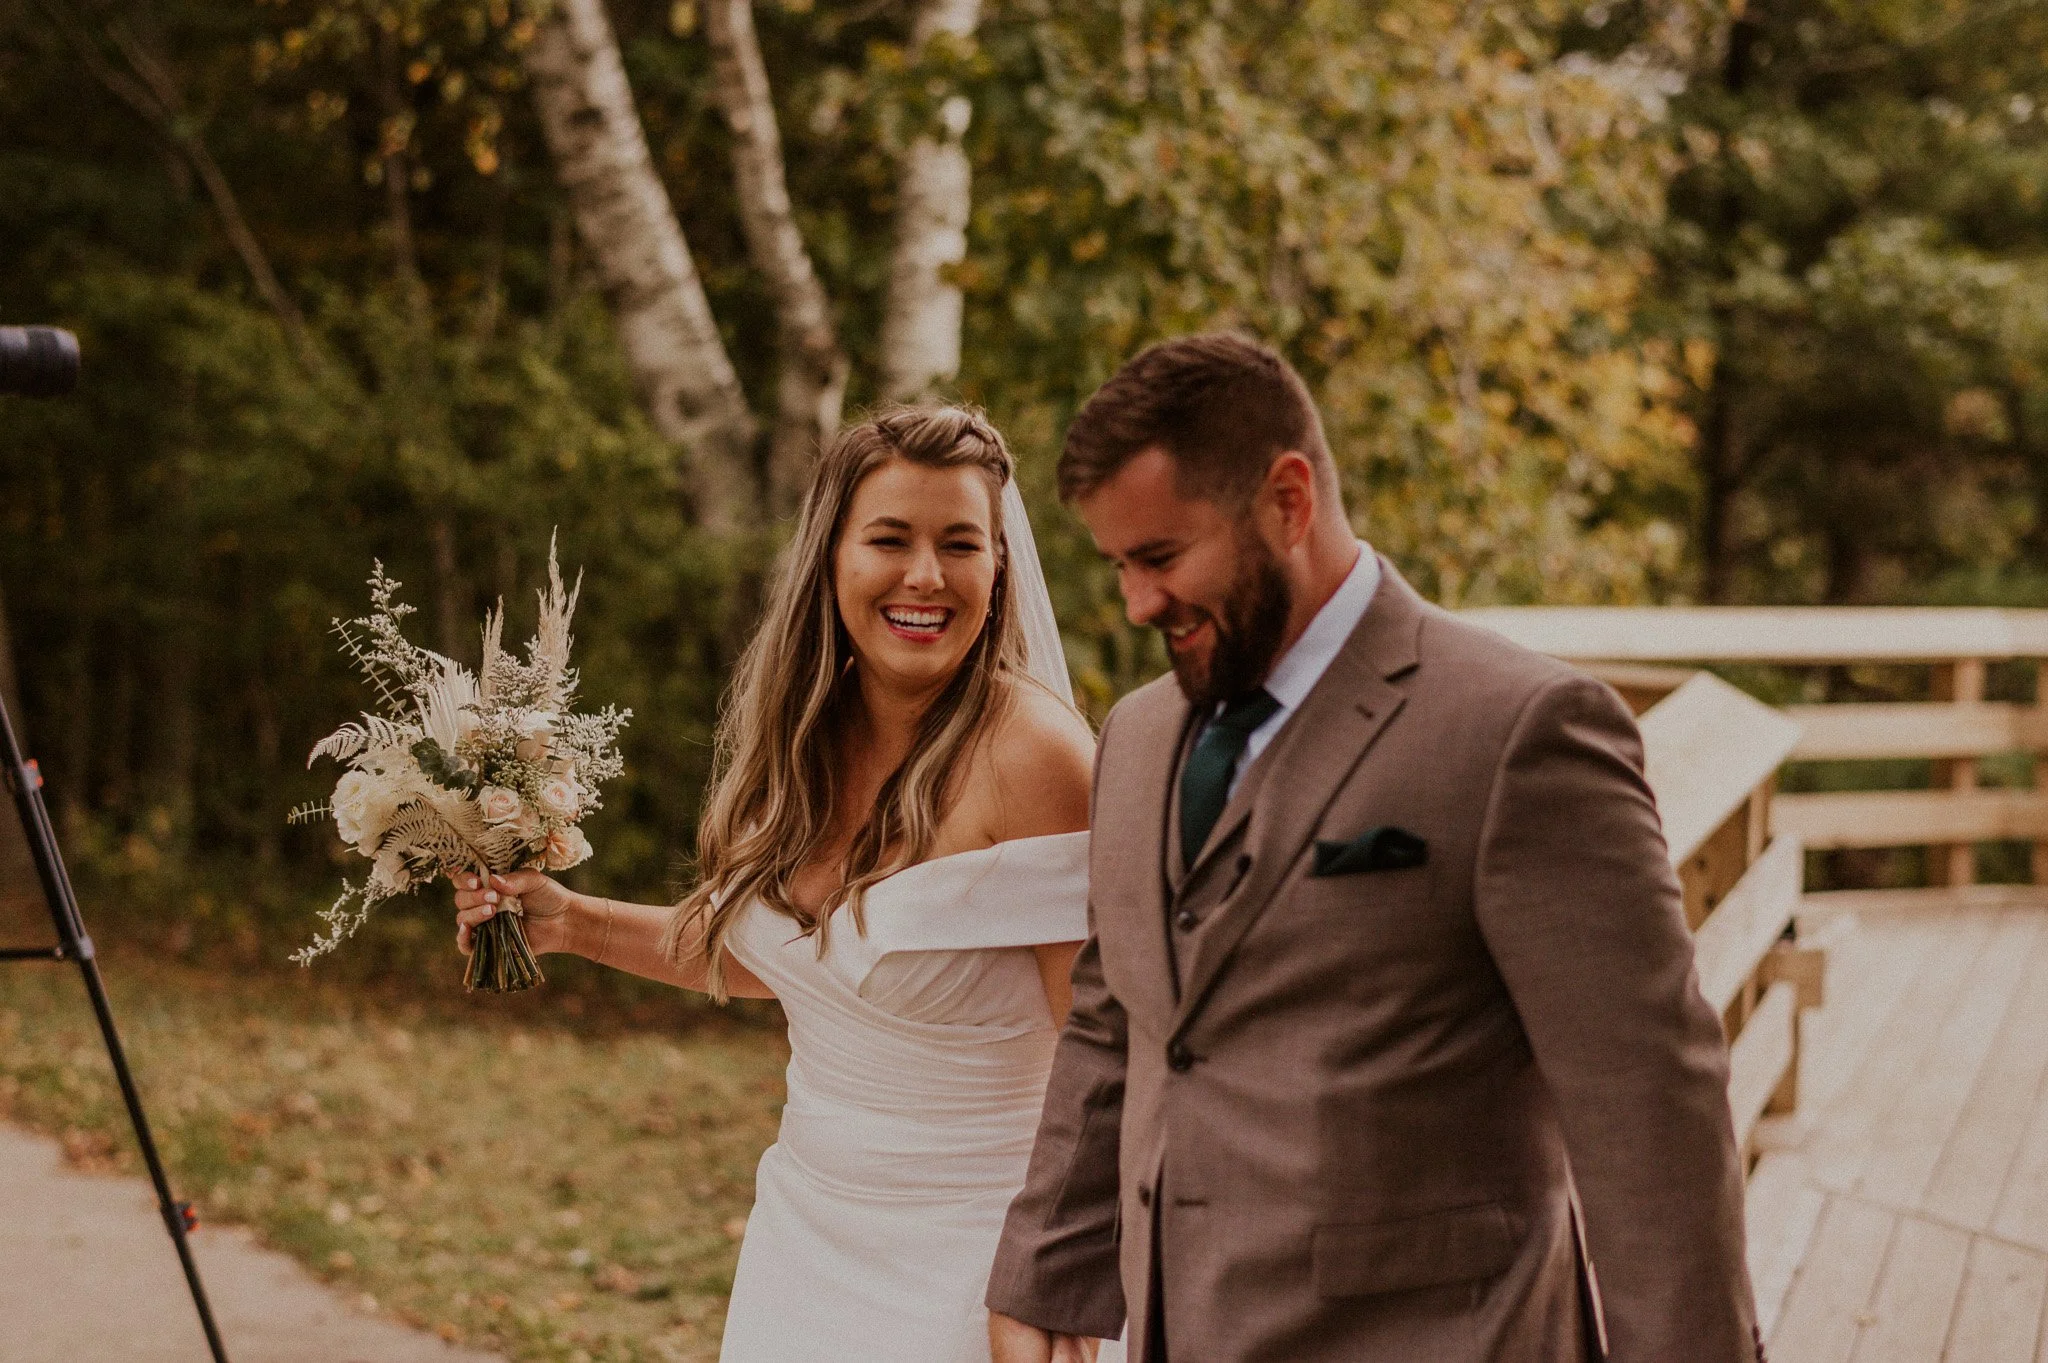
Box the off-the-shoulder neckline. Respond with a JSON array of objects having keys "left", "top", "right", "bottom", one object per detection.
[{"left": 862, "top": 829, "right": 1088, "bottom": 894}]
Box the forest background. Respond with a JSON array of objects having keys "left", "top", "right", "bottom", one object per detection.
[{"left": 4, "top": 0, "right": 2048, "bottom": 999}]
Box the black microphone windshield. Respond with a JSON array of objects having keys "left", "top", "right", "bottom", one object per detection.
[{"left": 0, "top": 326, "right": 81, "bottom": 397}]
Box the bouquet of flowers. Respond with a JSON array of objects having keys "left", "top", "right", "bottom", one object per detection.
[{"left": 290, "top": 541, "right": 629, "bottom": 991}]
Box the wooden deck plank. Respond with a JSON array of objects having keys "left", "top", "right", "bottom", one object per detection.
[
  {"left": 1858, "top": 912, "right": 2044, "bottom": 1215},
  {"left": 1804, "top": 913, "right": 2001, "bottom": 1197},
  {"left": 1744, "top": 907, "right": 2048, "bottom": 1362},
  {"left": 1991, "top": 1055, "right": 2048, "bottom": 1255},
  {"left": 1943, "top": 1238, "right": 2047, "bottom": 1362},
  {"left": 1748, "top": 1151, "right": 1829, "bottom": 1340},
  {"left": 1848, "top": 1213, "right": 1971, "bottom": 1362},
  {"left": 1790, "top": 915, "right": 1937, "bottom": 1118},
  {"left": 1771, "top": 1196, "right": 1898, "bottom": 1363},
  {"left": 1922, "top": 921, "right": 2048, "bottom": 1233}
]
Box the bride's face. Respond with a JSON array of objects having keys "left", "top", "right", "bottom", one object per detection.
[{"left": 834, "top": 457, "right": 1000, "bottom": 698}]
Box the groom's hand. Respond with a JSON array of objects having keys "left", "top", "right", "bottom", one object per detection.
[{"left": 988, "top": 1311, "right": 1099, "bottom": 1363}]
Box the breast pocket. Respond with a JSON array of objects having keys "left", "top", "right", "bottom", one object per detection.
[{"left": 1290, "top": 859, "right": 1438, "bottom": 949}]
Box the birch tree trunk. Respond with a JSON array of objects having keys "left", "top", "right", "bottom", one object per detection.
[
  {"left": 879, "top": 0, "right": 981, "bottom": 402},
  {"left": 522, "top": 0, "right": 759, "bottom": 530},
  {"left": 704, "top": 0, "right": 848, "bottom": 514}
]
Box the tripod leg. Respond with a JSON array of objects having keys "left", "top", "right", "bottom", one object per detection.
[
  {"left": 2, "top": 700, "right": 231, "bottom": 1363},
  {"left": 73, "top": 944, "right": 233, "bottom": 1363}
]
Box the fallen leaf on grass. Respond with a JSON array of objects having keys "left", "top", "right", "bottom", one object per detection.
[{"left": 591, "top": 1263, "right": 640, "bottom": 1295}]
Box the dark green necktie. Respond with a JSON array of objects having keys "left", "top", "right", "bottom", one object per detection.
[{"left": 1179, "top": 689, "right": 1281, "bottom": 865}]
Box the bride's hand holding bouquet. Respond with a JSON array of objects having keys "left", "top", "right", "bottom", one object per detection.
[
  {"left": 450, "top": 869, "right": 580, "bottom": 958},
  {"left": 290, "top": 538, "right": 628, "bottom": 992}
]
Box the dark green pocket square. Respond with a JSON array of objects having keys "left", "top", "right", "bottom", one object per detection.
[{"left": 1311, "top": 826, "right": 1428, "bottom": 877}]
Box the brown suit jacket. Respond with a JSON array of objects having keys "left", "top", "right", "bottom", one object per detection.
[{"left": 986, "top": 561, "right": 1760, "bottom": 1362}]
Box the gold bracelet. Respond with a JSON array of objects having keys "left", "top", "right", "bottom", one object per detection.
[{"left": 595, "top": 897, "right": 616, "bottom": 966}]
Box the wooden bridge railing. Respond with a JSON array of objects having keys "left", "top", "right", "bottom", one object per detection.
[
  {"left": 1625, "top": 670, "right": 1811, "bottom": 1155},
  {"left": 1456, "top": 606, "right": 2048, "bottom": 1155},
  {"left": 1462, "top": 607, "right": 2048, "bottom": 911}
]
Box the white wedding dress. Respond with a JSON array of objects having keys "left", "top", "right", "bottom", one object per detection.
[{"left": 718, "top": 830, "right": 1122, "bottom": 1361}]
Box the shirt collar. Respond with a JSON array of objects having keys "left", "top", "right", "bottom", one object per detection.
[{"left": 1260, "top": 540, "right": 1379, "bottom": 714}]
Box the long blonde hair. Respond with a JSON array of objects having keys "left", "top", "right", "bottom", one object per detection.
[{"left": 668, "top": 406, "right": 1030, "bottom": 997}]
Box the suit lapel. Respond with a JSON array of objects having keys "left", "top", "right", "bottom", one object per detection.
[
  {"left": 1094, "top": 676, "right": 1194, "bottom": 1016},
  {"left": 1171, "top": 559, "right": 1427, "bottom": 1032}
]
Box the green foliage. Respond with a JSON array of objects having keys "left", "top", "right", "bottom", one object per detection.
[
  {"left": 952, "top": 0, "right": 1706, "bottom": 705},
  {"left": 1639, "top": 0, "right": 2048, "bottom": 602},
  {"left": 8, "top": 0, "right": 2038, "bottom": 978}
]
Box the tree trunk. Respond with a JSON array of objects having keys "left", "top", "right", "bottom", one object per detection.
[
  {"left": 1695, "top": 13, "right": 1764, "bottom": 603},
  {"left": 878, "top": 0, "right": 981, "bottom": 402},
  {"left": 432, "top": 518, "right": 465, "bottom": 659},
  {"left": 248, "top": 673, "right": 281, "bottom": 868},
  {"left": 149, "top": 627, "right": 197, "bottom": 861},
  {"left": 704, "top": 0, "right": 848, "bottom": 514},
  {"left": 374, "top": 26, "right": 438, "bottom": 332},
  {"left": 522, "top": 0, "right": 760, "bottom": 530},
  {"left": 0, "top": 579, "right": 37, "bottom": 924},
  {"left": 0, "top": 577, "right": 21, "bottom": 728},
  {"left": 1697, "top": 340, "right": 1742, "bottom": 604}
]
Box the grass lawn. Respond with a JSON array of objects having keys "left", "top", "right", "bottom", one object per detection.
[{"left": 0, "top": 948, "right": 788, "bottom": 1362}]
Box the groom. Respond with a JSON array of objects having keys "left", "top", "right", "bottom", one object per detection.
[{"left": 986, "top": 334, "right": 1761, "bottom": 1361}]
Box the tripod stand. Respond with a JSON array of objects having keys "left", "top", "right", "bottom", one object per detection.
[{"left": 1, "top": 679, "right": 231, "bottom": 1361}]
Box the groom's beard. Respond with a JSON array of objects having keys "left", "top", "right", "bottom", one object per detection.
[{"left": 1168, "top": 532, "right": 1292, "bottom": 710}]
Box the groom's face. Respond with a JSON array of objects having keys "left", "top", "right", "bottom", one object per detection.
[{"left": 1076, "top": 447, "right": 1293, "bottom": 709}]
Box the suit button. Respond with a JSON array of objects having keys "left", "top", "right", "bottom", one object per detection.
[
  {"left": 1175, "top": 909, "right": 1197, "bottom": 931},
  {"left": 1137, "top": 1183, "right": 1152, "bottom": 1208},
  {"left": 1166, "top": 1039, "right": 1193, "bottom": 1072}
]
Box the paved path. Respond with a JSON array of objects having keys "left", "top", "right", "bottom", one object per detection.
[
  {"left": 0, "top": 1122, "right": 503, "bottom": 1363},
  {"left": 1751, "top": 902, "right": 2048, "bottom": 1361}
]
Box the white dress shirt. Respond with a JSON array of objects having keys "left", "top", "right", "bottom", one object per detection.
[{"left": 1224, "top": 540, "right": 1380, "bottom": 798}]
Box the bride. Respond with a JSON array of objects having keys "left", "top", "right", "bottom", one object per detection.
[{"left": 449, "top": 406, "right": 1114, "bottom": 1362}]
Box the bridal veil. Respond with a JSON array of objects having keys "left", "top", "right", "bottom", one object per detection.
[{"left": 1000, "top": 479, "right": 1074, "bottom": 706}]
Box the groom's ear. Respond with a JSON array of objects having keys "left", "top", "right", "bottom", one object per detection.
[{"left": 1259, "top": 450, "right": 1321, "bottom": 547}]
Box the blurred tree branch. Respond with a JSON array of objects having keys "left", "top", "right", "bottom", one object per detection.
[{"left": 39, "top": 1, "right": 319, "bottom": 372}]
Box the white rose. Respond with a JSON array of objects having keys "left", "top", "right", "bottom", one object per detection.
[
  {"left": 535, "top": 773, "right": 582, "bottom": 819},
  {"left": 330, "top": 771, "right": 373, "bottom": 846},
  {"left": 477, "top": 785, "right": 523, "bottom": 825},
  {"left": 370, "top": 848, "right": 413, "bottom": 894},
  {"left": 334, "top": 770, "right": 405, "bottom": 857},
  {"left": 542, "top": 825, "right": 591, "bottom": 872}
]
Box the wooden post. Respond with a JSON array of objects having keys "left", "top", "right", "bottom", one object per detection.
[
  {"left": 1929, "top": 659, "right": 1985, "bottom": 888},
  {"left": 2036, "top": 658, "right": 2048, "bottom": 888}
]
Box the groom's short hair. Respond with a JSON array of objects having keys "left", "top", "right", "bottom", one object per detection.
[{"left": 1057, "top": 332, "right": 1334, "bottom": 507}]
